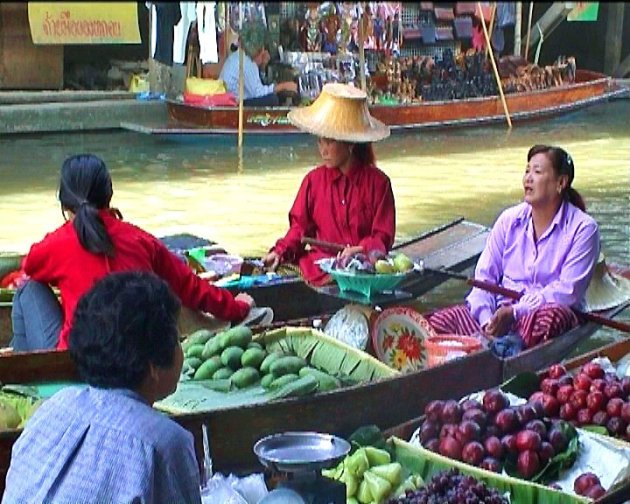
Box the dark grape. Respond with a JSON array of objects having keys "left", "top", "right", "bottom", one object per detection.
[{"left": 387, "top": 468, "right": 509, "bottom": 503}]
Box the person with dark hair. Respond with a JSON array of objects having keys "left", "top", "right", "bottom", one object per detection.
[
  {"left": 11, "top": 153, "right": 254, "bottom": 351},
  {"left": 262, "top": 83, "right": 396, "bottom": 285},
  {"left": 426, "top": 145, "right": 600, "bottom": 349},
  {"left": 3, "top": 271, "right": 201, "bottom": 502}
]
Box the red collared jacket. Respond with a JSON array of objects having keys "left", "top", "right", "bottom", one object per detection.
[
  {"left": 273, "top": 163, "right": 396, "bottom": 285},
  {"left": 23, "top": 211, "right": 249, "bottom": 350}
]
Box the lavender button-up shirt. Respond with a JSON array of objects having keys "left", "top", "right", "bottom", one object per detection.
[{"left": 466, "top": 200, "right": 600, "bottom": 327}]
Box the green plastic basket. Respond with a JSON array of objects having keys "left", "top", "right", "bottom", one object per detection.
[{"left": 328, "top": 269, "right": 409, "bottom": 298}]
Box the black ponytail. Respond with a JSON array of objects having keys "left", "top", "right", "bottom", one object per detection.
[
  {"left": 527, "top": 144, "right": 586, "bottom": 212},
  {"left": 59, "top": 154, "right": 115, "bottom": 257}
]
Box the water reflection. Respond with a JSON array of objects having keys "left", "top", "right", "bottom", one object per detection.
[{"left": 0, "top": 100, "right": 628, "bottom": 349}]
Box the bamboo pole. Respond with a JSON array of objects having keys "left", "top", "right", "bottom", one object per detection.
[
  {"left": 477, "top": 2, "right": 511, "bottom": 128},
  {"left": 238, "top": 3, "right": 244, "bottom": 148},
  {"left": 525, "top": 2, "right": 534, "bottom": 61},
  {"left": 358, "top": 3, "right": 366, "bottom": 91},
  {"left": 484, "top": 2, "right": 497, "bottom": 59},
  {"left": 514, "top": 2, "right": 522, "bottom": 57}
]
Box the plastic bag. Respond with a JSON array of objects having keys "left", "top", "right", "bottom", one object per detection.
[
  {"left": 201, "top": 472, "right": 268, "bottom": 504},
  {"left": 185, "top": 77, "right": 226, "bottom": 95},
  {"left": 129, "top": 74, "right": 150, "bottom": 93}
]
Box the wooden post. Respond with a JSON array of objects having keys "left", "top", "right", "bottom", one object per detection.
[
  {"left": 525, "top": 2, "right": 534, "bottom": 61},
  {"left": 477, "top": 2, "right": 511, "bottom": 128},
  {"left": 514, "top": 2, "right": 522, "bottom": 57},
  {"left": 358, "top": 3, "right": 367, "bottom": 91},
  {"left": 238, "top": 3, "right": 244, "bottom": 148},
  {"left": 604, "top": 2, "right": 625, "bottom": 76}
]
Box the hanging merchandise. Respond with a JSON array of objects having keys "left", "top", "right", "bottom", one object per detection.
[
  {"left": 173, "top": 2, "right": 197, "bottom": 65},
  {"left": 197, "top": 2, "right": 219, "bottom": 64},
  {"left": 154, "top": 2, "right": 182, "bottom": 65}
]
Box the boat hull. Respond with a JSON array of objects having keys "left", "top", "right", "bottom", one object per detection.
[
  {"left": 0, "top": 302, "right": 624, "bottom": 492},
  {"left": 155, "top": 70, "right": 628, "bottom": 137}
]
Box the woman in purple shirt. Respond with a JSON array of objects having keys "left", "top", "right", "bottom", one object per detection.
[{"left": 427, "top": 145, "right": 600, "bottom": 348}]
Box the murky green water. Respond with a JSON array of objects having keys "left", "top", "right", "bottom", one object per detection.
[{"left": 0, "top": 99, "right": 628, "bottom": 353}]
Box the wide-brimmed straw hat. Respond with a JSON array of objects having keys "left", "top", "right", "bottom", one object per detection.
[
  {"left": 585, "top": 253, "right": 630, "bottom": 312},
  {"left": 287, "top": 83, "right": 390, "bottom": 143}
]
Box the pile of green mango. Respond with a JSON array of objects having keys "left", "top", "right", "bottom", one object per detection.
[
  {"left": 181, "top": 327, "right": 342, "bottom": 397},
  {"left": 322, "top": 446, "right": 423, "bottom": 504},
  {"left": 182, "top": 326, "right": 264, "bottom": 389}
]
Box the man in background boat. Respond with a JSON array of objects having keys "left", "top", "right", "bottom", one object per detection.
[
  {"left": 425, "top": 145, "right": 600, "bottom": 350},
  {"left": 11, "top": 154, "right": 254, "bottom": 352},
  {"left": 3, "top": 272, "right": 201, "bottom": 503},
  {"left": 220, "top": 20, "right": 297, "bottom": 107},
  {"left": 262, "top": 83, "right": 396, "bottom": 286}
]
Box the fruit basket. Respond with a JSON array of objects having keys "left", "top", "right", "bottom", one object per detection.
[{"left": 317, "top": 257, "right": 413, "bottom": 298}]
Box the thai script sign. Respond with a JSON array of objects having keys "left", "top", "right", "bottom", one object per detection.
[{"left": 28, "top": 2, "right": 140, "bottom": 44}]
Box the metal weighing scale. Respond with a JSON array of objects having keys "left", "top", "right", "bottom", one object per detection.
[{"left": 254, "top": 432, "right": 351, "bottom": 504}]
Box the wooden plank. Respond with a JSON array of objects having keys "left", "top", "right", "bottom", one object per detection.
[
  {"left": 604, "top": 2, "right": 625, "bottom": 76},
  {"left": 0, "top": 3, "right": 63, "bottom": 90},
  {"left": 526, "top": 3, "right": 573, "bottom": 50}
]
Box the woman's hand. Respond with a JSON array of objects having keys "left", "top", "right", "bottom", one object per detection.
[
  {"left": 339, "top": 245, "right": 364, "bottom": 258},
  {"left": 482, "top": 305, "right": 515, "bottom": 339},
  {"left": 262, "top": 251, "right": 281, "bottom": 271},
  {"left": 235, "top": 292, "right": 255, "bottom": 309}
]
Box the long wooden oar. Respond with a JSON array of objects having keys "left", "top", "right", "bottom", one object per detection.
[
  {"left": 301, "top": 237, "right": 345, "bottom": 253},
  {"left": 423, "top": 265, "right": 630, "bottom": 334}
]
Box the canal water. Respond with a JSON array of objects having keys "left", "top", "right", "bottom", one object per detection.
[{"left": 0, "top": 99, "right": 628, "bottom": 353}]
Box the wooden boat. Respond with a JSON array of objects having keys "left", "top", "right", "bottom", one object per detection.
[
  {"left": 0, "top": 218, "right": 490, "bottom": 347},
  {"left": 0, "top": 299, "right": 626, "bottom": 493},
  {"left": 122, "top": 70, "right": 629, "bottom": 137}
]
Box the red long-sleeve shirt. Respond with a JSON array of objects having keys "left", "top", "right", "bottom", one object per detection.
[
  {"left": 23, "top": 211, "right": 249, "bottom": 350},
  {"left": 273, "top": 163, "right": 396, "bottom": 285}
]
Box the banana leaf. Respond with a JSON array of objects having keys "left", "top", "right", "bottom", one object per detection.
[
  {"left": 389, "top": 437, "right": 589, "bottom": 504},
  {"left": 257, "top": 326, "right": 398, "bottom": 383},
  {"left": 500, "top": 371, "right": 541, "bottom": 399},
  {"left": 502, "top": 421, "right": 579, "bottom": 485}
]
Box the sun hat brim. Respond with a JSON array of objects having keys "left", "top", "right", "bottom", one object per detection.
[{"left": 287, "top": 83, "right": 391, "bottom": 143}]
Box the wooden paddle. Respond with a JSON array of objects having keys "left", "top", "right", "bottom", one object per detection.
[
  {"left": 422, "top": 265, "right": 630, "bottom": 334},
  {"left": 301, "top": 237, "right": 345, "bottom": 253}
]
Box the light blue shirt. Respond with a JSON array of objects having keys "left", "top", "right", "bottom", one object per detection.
[
  {"left": 3, "top": 386, "right": 201, "bottom": 504},
  {"left": 219, "top": 50, "right": 275, "bottom": 100}
]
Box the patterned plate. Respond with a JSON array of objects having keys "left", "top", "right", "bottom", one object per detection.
[{"left": 372, "top": 307, "right": 437, "bottom": 372}]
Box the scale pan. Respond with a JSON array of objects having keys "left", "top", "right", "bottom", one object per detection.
[{"left": 253, "top": 431, "right": 351, "bottom": 473}]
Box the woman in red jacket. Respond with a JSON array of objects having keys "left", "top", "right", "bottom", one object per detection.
[
  {"left": 11, "top": 154, "right": 254, "bottom": 351},
  {"left": 262, "top": 83, "right": 396, "bottom": 285}
]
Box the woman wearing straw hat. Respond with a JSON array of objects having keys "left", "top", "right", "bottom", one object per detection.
[
  {"left": 262, "top": 83, "right": 395, "bottom": 286},
  {"left": 425, "top": 145, "right": 601, "bottom": 350}
]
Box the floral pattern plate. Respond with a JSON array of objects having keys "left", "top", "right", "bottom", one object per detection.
[{"left": 372, "top": 307, "right": 437, "bottom": 372}]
